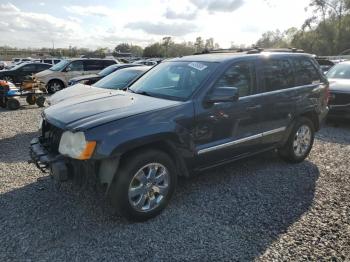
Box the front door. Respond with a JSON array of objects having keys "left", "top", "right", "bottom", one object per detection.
[
  {"left": 64, "top": 60, "right": 85, "bottom": 82},
  {"left": 194, "top": 60, "right": 264, "bottom": 168}
]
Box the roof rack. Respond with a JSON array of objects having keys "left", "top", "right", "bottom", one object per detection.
[{"left": 194, "top": 47, "right": 305, "bottom": 55}]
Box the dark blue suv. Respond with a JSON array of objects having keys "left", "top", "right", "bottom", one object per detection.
[{"left": 30, "top": 50, "right": 329, "bottom": 221}]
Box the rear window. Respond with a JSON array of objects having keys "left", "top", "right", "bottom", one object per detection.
[
  {"left": 261, "top": 59, "right": 294, "bottom": 92},
  {"left": 294, "top": 58, "right": 321, "bottom": 86}
]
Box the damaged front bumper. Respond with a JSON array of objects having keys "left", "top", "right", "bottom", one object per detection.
[
  {"left": 29, "top": 137, "right": 70, "bottom": 181},
  {"left": 29, "top": 137, "right": 119, "bottom": 190}
]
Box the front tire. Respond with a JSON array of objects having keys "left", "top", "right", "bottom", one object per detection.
[
  {"left": 278, "top": 117, "right": 315, "bottom": 163},
  {"left": 109, "top": 149, "right": 177, "bottom": 222},
  {"left": 36, "top": 96, "right": 45, "bottom": 107},
  {"left": 7, "top": 98, "right": 20, "bottom": 110},
  {"left": 26, "top": 95, "right": 36, "bottom": 105},
  {"left": 47, "top": 80, "right": 64, "bottom": 94}
]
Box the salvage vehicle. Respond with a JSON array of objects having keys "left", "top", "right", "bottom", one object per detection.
[
  {"left": 67, "top": 64, "right": 143, "bottom": 86},
  {"left": 0, "top": 62, "right": 51, "bottom": 85},
  {"left": 29, "top": 50, "right": 329, "bottom": 221},
  {"left": 34, "top": 58, "right": 117, "bottom": 94},
  {"left": 326, "top": 61, "right": 350, "bottom": 119},
  {"left": 48, "top": 66, "right": 151, "bottom": 105}
]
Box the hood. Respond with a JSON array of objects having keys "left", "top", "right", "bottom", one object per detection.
[
  {"left": 70, "top": 74, "right": 100, "bottom": 82},
  {"left": 35, "top": 69, "right": 53, "bottom": 79},
  {"left": 48, "top": 83, "right": 110, "bottom": 105},
  {"left": 328, "top": 78, "right": 350, "bottom": 93},
  {"left": 44, "top": 91, "right": 182, "bottom": 130}
]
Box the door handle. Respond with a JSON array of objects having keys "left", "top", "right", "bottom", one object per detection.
[{"left": 247, "top": 105, "right": 262, "bottom": 111}]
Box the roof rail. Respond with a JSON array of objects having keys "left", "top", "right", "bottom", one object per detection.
[{"left": 194, "top": 47, "right": 305, "bottom": 55}]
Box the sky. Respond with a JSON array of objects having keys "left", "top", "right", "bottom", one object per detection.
[{"left": 0, "top": 0, "right": 312, "bottom": 49}]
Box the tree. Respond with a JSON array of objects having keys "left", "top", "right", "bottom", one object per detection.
[
  {"left": 194, "top": 37, "right": 204, "bottom": 53},
  {"left": 205, "top": 38, "right": 214, "bottom": 50}
]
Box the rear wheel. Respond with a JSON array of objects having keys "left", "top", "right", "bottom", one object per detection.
[
  {"left": 26, "top": 95, "right": 36, "bottom": 105},
  {"left": 109, "top": 149, "right": 177, "bottom": 222},
  {"left": 278, "top": 117, "right": 315, "bottom": 163},
  {"left": 47, "top": 80, "right": 64, "bottom": 94},
  {"left": 7, "top": 98, "right": 20, "bottom": 110}
]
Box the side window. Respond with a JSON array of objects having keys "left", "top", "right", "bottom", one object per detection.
[
  {"left": 103, "top": 60, "right": 115, "bottom": 67},
  {"left": 43, "top": 60, "right": 52, "bottom": 64},
  {"left": 54, "top": 60, "right": 61, "bottom": 64},
  {"left": 262, "top": 59, "right": 294, "bottom": 92},
  {"left": 66, "top": 61, "right": 84, "bottom": 71},
  {"left": 213, "top": 61, "right": 256, "bottom": 97},
  {"left": 294, "top": 58, "right": 321, "bottom": 86},
  {"left": 85, "top": 60, "right": 104, "bottom": 71},
  {"left": 37, "top": 64, "right": 50, "bottom": 71},
  {"left": 21, "top": 64, "right": 36, "bottom": 72}
]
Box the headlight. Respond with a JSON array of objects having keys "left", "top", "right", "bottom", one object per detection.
[{"left": 58, "top": 131, "right": 96, "bottom": 160}]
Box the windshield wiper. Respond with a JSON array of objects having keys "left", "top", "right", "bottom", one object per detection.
[{"left": 135, "top": 91, "right": 152, "bottom": 97}]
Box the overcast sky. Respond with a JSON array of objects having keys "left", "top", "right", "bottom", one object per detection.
[{"left": 0, "top": 0, "right": 312, "bottom": 49}]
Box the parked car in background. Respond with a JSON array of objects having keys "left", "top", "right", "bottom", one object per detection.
[
  {"left": 315, "top": 58, "right": 335, "bottom": 73},
  {"left": 0, "top": 62, "right": 52, "bottom": 85},
  {"left": 68, "top": 64, "right": 143, "bottom": 86},
  {"left": 39, "top": 58, "right": 62, "bottom": 65},
  {"left": 133, "top": 60, "right": 158, "bottom": 66},
  {"left": 48, "top": 66, "right": 150, "bottom": 105},
  {"left": 33, "top": 58, "right": 117, "bottom": 93},
  {"left": 30, "top": 50, "right": 329, "bottom": 221},
  {"left": 326, "top": 61, "right": 350, "bottom": 119}
]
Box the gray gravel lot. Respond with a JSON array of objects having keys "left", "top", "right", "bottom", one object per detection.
[{"left": 0, "top": 103, "right": 349, "bottom": 261}]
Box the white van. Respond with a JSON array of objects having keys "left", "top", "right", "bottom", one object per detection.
[{"left": 34, "top": 58, "right": 117, "bottom": 93}]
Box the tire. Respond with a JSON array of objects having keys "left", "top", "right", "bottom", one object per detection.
[
  {"left": 109, "top": 149, "right": 177, "bottom": 222},
  {"left": 36, "top": 96, "right": 46, "bottom": 107},
  {"left": 278, "top": 117, "right": 315, "bottom": 163},
  {"left": 0, "top": 98, "right": 7, "bottom": 108},
  {"left": 47, "top": 80, "right": 64, "bottom": 94},
  {"left": 26, "top": 95, "right": 36, "bottom": 105},
  {"left": 6, "top": 98, "right": 20, "bottom": 110},
  {"left": 3, "top": 76, "right": 14, "bottom": 83}
]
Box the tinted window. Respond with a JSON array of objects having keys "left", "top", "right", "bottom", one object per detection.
[
  {"left": 66, "top": 61, "right": 84, "bottom": 71},
  {"left": 103, "top": 60, "right": 116, "bottom": 67},
  {"left": 262, "top": 59, "right": 294, "bottom": 91},
  {"left": 294, "top": 58, "right": 321, "bottom": 85},
  {"left": 21, "top": 64, "right": 36, "bottom": 72},
  {"left": 37, "top": 64, "right": 50, "bottom": 71},
  {"left": 43, "top": 60, "right": 52, "bottom": 64},
  {"left": 84, "top": 60, "right": 104, "bottom": 71},
  {"left": 54, "top": 60, "right": 61, "bottom": 64},
  {"left": 214, "top": 61, "right": 256, "bottom": 97}
]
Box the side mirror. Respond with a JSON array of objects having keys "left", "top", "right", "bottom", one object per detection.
[{"left": 206, "top": 86, "right": 239, "bottom": 103}]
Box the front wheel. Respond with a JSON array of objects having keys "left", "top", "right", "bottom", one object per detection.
[
  {"left": 109, "top": 149, "right": 177, "bottom": 222},
  {"left": 26, "top": 95, "right": 36, "bottom": 105},
  {"left": 278, "top": 117, "right": 315, "bottom": 163},
  {"left": 47, "top": 80, "right": 64, "bottom": 94}
]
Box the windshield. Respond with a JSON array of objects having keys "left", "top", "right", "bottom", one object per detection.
[
  {"left": 98, "top": 65, "right": 118, "bottom": 77},
  {"left": 93, "top": 69, "right": 145, "bottom": 90},
  {"left": 326, "top": 63, "right": 350, "bottom": 79},
  {"left": 129, "top": 61, "right": 217, "bottom": 101},
  {"left": 50, "top": 60, "right": 70, "bottom": 71}
]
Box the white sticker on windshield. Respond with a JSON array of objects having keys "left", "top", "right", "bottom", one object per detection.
[{"left": 188, "top": 62, "right": 208, "bottom": 71}]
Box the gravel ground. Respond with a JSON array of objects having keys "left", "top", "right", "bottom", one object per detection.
[{"left": 0, "top": 102, "right": 350, "bottom": 261}]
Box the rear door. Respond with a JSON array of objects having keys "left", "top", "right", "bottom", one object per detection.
[
  {"left": 257, "top": 56, "right": 297, "bottom": 146},
  {"left": 18, "top": 64, "right": 37, "bottom": 82}
]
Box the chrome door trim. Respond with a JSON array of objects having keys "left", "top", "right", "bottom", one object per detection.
[{"left": 197, "top": 127, "right": 286, "bottom": 155}]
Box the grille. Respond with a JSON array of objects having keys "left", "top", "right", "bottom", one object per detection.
[
  {"left": 330, "top": 92, "right": 350, "bottom": 106},
  {"left": 42, "top": 121, "right": 63, "bottom": 154}
]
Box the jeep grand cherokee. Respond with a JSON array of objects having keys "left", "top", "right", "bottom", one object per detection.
[{"left": 29, "top": 50, "right": 329, "bottom": 221}]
